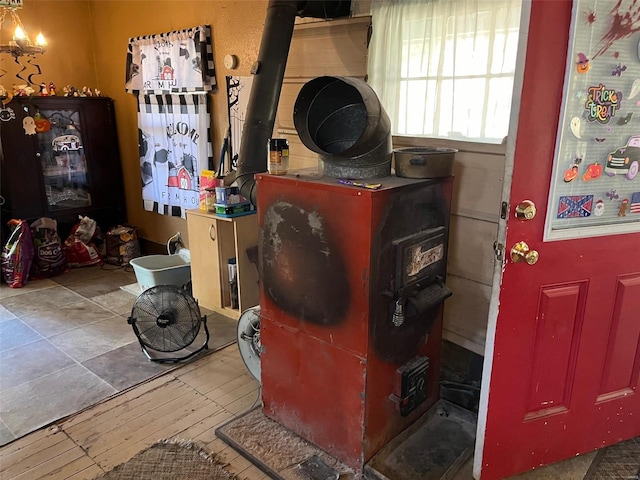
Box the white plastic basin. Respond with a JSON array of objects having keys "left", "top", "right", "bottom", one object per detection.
[{"left": 129, "top": 254, "right": 191, "bottom": 292}]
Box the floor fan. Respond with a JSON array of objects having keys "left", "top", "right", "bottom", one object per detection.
[{"left": 127, "top": 285, "right": 209, "bottom": 363}]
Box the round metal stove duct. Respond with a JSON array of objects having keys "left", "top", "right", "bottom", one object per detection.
[{"left": 294, "top": 76, "right": 392, "bottom": 179}]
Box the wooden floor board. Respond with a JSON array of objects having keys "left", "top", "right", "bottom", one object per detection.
[
  {"left": 64, "top": 463, "right": 104, "bottom": 480},
  {"left": 236, "top": 463, "right": 270, "bottom": 480},
  {"left": 225, "top": 452, "right": 253, "bottom": 475},
  {"left": 225, "top": 389, "right": 261, "bottom": 415},
  {"left": 65, "top": 379, "right": 187, "bottom": 445},
  {"left": 214, "top": 377, "right": 260, "bottom": 407},
  {"left": 90, "top": 389, "right": 210, "bottom": 462},
  {"left": 131, "top": 398, "right": 225, "bottom": 450},
  {"left": 61, "top": 374, "right": 177, "bottom": 432},
  {"left": 1, "top": 434, "right": 77, "bottom": 479},
  {"left": 71, "top": 382, "right": 197, "bottom": 455},
  {"left": 176, "top": 354, "right": 246, "bottom": 394},
  {"left": 0, "top": 427, "right": 56, "bottom": 460},
  {"left": 175, "top": 407, "right": 233, "bottom": 443},
  {"left": 42, "top": 454, "right": 98, "bottom": 480},
  {"left": 11, "top": 446, "right": 86, "bottom": 480}
]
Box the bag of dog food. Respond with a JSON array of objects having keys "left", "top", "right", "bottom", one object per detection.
[
  {"left": 30, "top": 217, "right": 68, "bottom": 279},
  {"left": 63, "top": 216, "right": 103, "bottom": 267},
  {"left": 105, "top": 225, "right": 141, "bottom": 266},
  {"left": 1, "top": 219, "right": 35, "bottom": 288}
]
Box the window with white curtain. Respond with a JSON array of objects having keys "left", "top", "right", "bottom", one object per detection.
[{"left": 368, "top": 0, "right": 522, "bottom": 144}]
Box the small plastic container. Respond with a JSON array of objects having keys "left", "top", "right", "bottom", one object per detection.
[
  {"left": 130, "top": 254, "right": 191, "bottom": 292},
  {"left": 268, "top": 138, "right": 289, "bottom": 175}
]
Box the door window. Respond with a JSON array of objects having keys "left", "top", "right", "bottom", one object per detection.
[{"left": 544, "top": 0, "right": 640, "bottom": 240}]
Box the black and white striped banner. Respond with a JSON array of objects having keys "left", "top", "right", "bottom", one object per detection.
[
  {"left": 138, "top": 94, "right": 213, "bottom": 218},
  {"left": 126, "top": 25, "right": 216, "bottom": 94}
]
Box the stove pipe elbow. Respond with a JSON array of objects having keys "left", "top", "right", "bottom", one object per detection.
[{"left": 293, "top": 76, "right": 392, "bottom": 179}]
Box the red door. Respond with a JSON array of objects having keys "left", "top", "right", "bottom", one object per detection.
[{"left": 475, "top": 1, "right": 640, "bottom": 479}]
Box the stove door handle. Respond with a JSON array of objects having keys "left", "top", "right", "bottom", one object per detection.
[{"left": 407, "top": 282, "right": 452, "bottom": 313}]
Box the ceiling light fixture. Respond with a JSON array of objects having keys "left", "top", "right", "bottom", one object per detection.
[{"left": 0, "top": 0, "right": 46, "bottom": 59}]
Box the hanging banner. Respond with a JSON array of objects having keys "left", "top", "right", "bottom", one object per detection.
[
  {"left": 138, "top": 94, "right": 212, "bottom": 218},
  {"left": 544, "top": 0, "right": 640, "bottom": 240},
  {"left": 126, "top": 25, "right": 216, "bottom": 94}
]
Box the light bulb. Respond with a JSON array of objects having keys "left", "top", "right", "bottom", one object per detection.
[
  {"left": 14, "top": 25, "right": 26, "bottom": 41},
  {"left": 35, "top": 32, "right": 46, "bottom": 46}
]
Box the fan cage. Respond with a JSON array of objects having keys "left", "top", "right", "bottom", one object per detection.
[{"left": 129, "top": 285, "right": 202, "bottom": 353}]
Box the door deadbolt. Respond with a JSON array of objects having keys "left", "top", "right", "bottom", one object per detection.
[
  {"left": 515, "top": 200, "right": 536, "bottom": 220},
  {"left": 510, "top": 241, "right": 539, "bottom": 265}
]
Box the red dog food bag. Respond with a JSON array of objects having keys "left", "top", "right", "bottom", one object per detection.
[
  {"left": 1, "top": 219, "right": 35, "bottom": 288},
  {"left": 63, "top": 216, "right": 103, "bottom": 267}
]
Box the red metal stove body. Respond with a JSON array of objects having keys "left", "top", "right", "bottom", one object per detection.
[{"left": 256, "top": 171, "right": 453, "bottom": 471}]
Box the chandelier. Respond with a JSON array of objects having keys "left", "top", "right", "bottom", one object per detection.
[{"left": 0, "top": 0, "right": 46, "bottom": 58}]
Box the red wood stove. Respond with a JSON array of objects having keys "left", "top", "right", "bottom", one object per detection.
[{"left": 256, "top": 171, "right": 453, "bottom": 470}]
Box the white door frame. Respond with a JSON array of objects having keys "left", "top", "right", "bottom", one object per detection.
[{"left": 473, "top": 0, "right": 533, "bottom": 477}]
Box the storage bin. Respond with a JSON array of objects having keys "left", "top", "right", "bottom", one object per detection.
[
  {"left": 213, "top": 202, "right": 255, "bottom": 218},
  {"left": 129, "top": 254, "right": 191, "bottom": 292}
]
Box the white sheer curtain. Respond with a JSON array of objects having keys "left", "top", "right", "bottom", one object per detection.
[{"left": 368, "top": 0, "right": 522, "bottom": 143}]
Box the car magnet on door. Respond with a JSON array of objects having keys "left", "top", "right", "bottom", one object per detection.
[{"left": 605, "top": 136, "right": 640, "bottom": 180}]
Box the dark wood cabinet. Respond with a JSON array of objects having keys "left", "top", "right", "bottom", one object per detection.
[{"left": 0, "top": 96, "right": 126, "bottom": 238}]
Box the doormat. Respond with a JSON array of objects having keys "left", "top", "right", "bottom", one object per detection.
[
  {"left": 365, "top": 400, "right": 477, "bottom": 480},
  {"left": 584, "top": 436, "right": 640, "bottom": 480},
  {"left": 216, "top": 407, "right": 360, "bottom": 480},
  {"left": 96, "top": 439, "right": 239, "bottom": 480}
]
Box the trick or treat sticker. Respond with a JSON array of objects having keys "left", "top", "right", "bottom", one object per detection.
[
  {"left": 557, "top": 195, "right": 593, "bottom": 218},
  {"left": 584, "top": 84, "right": 622, "bottom": 124}
]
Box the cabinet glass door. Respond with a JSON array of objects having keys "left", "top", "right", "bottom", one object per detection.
[{"left": 36, "top": 108, "right": 91, "bottom": 211}]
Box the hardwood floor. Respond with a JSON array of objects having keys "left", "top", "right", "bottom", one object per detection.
[{"left": 0, "top": 345, "right": 266, "bottom": 480}]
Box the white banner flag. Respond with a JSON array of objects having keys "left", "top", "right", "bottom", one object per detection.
[{"left": 138, "top": 94, "right": 212, "bottom": 218}]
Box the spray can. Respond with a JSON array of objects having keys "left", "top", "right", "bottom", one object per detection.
[{"left": 228, "top": 257, "right": 239, "bottom": 309}]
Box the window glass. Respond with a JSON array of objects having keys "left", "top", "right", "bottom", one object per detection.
[{"left": 368, "top": 0, "right": 522, "bottom": 143}]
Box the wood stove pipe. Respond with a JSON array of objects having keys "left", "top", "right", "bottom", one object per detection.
[{"left": 235, "top": 0, "right": 352, "bottom": 206}]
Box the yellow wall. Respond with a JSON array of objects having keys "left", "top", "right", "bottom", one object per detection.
[
  {"left": 3, "top": 0, "right": 268, "bottom": 246},
  {"left": 88, "top": 0, "right": 268, "bottom": 246},
  {"left": 0, "top": 1, "right": 96, "bottom": 95}
]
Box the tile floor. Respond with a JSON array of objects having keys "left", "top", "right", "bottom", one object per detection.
[{"left": 0, "top": 265, "right": 236, "bottom": 447}]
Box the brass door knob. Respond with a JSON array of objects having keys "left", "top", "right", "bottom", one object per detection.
[
  {"left": 515, "top": 200, "right": 536, "bottom": 220},
  {"left": 510, "top": 241, "right": 539, "bottom": 265}
]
